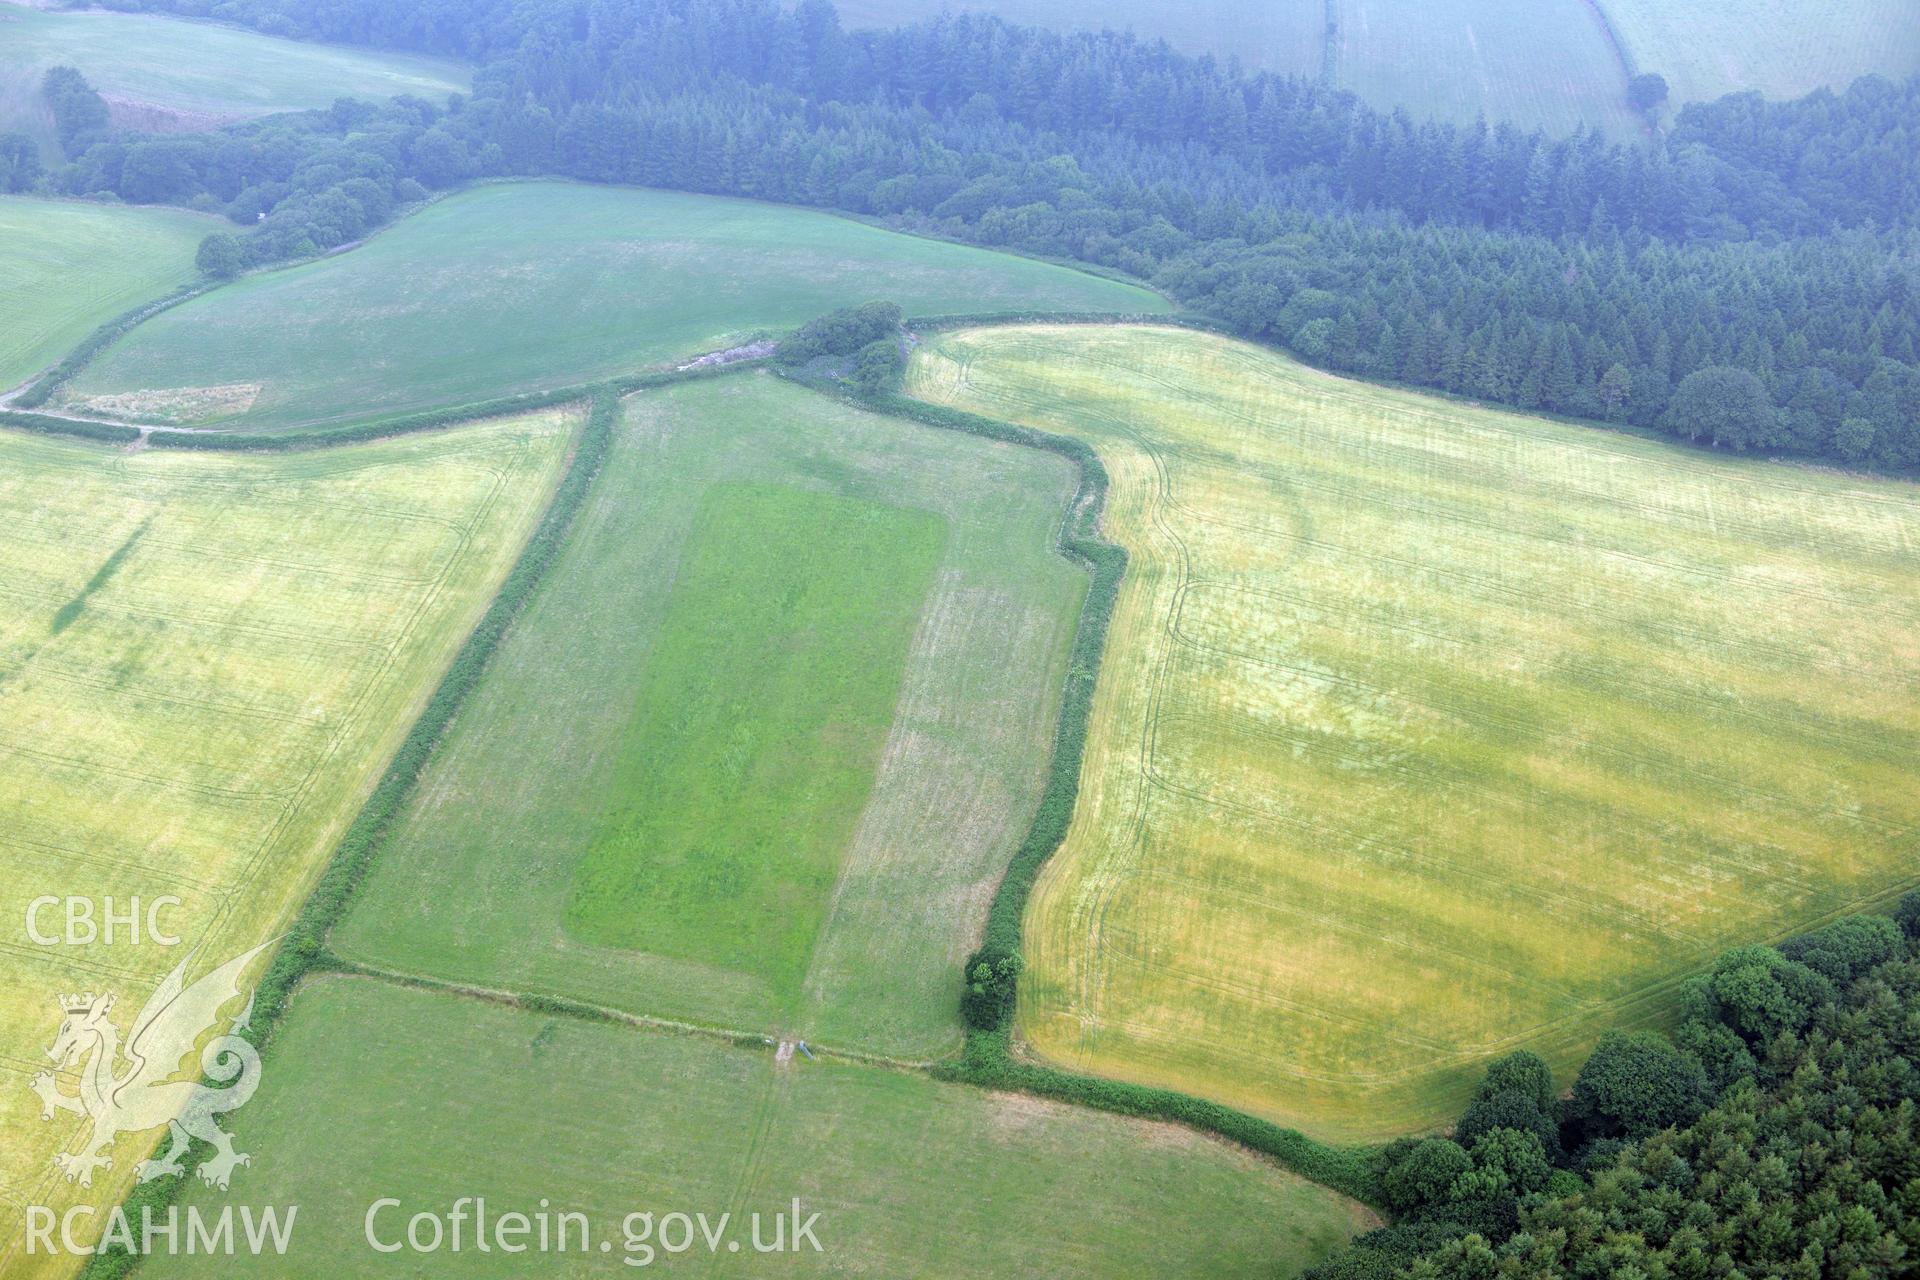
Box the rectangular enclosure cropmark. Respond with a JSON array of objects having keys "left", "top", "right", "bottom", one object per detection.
[
  {"left": 565, "top": 482, "right": 947, "bottom": 990},
  {"left": 334, "top": 377, "right": 1087, "bottom": 1057}
]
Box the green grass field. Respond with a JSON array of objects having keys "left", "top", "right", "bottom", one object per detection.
[
  {"left": 566, "top": 482, "right": 948, "bottom": 989},
  {"left": 0, "top": 413, "right": 571, "bottom": 1276},
  {"left": 909, "top": 323, "right": 1920, "bottom": 1141},
  {"left": 63, "top": 182, "right": 1167, "bottom": 431},
  {"left": 0, "top": 195, "right": 216, "bottom": 390},
  {"left": 1601, "top": 0, "right": 1920, "bottom": 106},
  {"left": 0, "top": 0, "right": 466, "bottom": 153},
  {"left": 142, "top": 976, "right": 1374, "bottom": 1278},
  {"left": 334, "top": 374, "right": 1087, "bottom": 1057}
]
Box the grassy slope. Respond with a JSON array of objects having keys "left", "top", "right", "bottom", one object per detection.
[
  {"left": 0, "top": 196, "right": 215, "bottom": 390},
  {"left": 144, "top": 976, "right": 1375, "bottom": 1278},
  {"left": 0, "top": 414, "right": 572, "bottom": 1276},
  {"left": 566, "top": 482, "right": 947, "bottom": 991},
  {"left": 0, "top": 0, "right": 466, "bottom": 152},
  {"left": 909, "top": 323, "right": 1920, "bottom": 1141},
  {"left": 1601, "top": 0, "right": 1920, "bottom": 105},
  {"left": 65, "top": 182, "right": 1167, "bottom": 430},
  {"left": 334, "top": 374, "right": 1087, "bottom": 1057}
]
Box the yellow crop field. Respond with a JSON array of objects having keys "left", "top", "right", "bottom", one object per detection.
[
  {"left": 0, "top": 414, "right": 571, "bottom": 1273},
  {"left": 909, "top": 324, "right": 1920, "bottom": 1140}
]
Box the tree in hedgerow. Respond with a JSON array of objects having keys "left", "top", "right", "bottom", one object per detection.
[
  {"left": 960, "top": 948, "right": 1022, "bottom": 1030},
  {"left": 196, "top": 232, "right": 246, "bottom": 278},
  {"left": 848, "top": 336, "right": 905, "bottom": 395},
  {"left": 776, "top": 300, "right": 903, "bottom": 366}
]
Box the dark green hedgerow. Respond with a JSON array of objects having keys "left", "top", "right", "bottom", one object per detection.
[
  {"left": 79, "top": 388, "right": 619, "bottom": 1280},
  {"left": 0, "top": 409, "right": 140, "bottom": 444},
  {"left": 12, "top": 280, "right": 220, "bottom": 409},
  {"left": 144, "top": 386, "right": 593, "bottom": 452},
  {"left": 1, "top": 359, "right": 767, "bottom": 453},
  {"left": 905, "top": 309, "right": 1205, "bottom": 334},
  {"left": 148, "top": 363, "right": 761, "bottom": 452},
  {"left": 859, "top": 388, "right": 1381, "bottom": 1208}
]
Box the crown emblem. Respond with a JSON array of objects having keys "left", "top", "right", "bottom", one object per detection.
[{"left": 59, "top": 993, "right": 101, "bottom": 1014}]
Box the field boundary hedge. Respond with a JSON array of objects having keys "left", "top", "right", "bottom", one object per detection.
[
  {"left": 83, "top": 383, "right": 639, "bottom": 1278},
  {"left": 0, "top": 409, "right": 141, "bottom": 444},
  {"left": 852, "top": 384, "right": 1382, "bottom": 1208},
  {"left": 0, "top": 360, "right": 766, "bottom": 452},
  {"left": 10, "top": 279, "right": 221, "bottom": 410}
]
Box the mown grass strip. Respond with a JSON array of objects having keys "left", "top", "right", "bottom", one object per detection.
[{"left": 856, "top": 386, "right": 1382, "bottom": 1207}]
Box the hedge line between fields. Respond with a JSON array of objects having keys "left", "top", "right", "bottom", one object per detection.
[
  {"left": 0, "top": 409, "right": 140, "bottom": 444},
  {"left": 858, "top": 387, "right": 1383, "bottom": 1208},
  {"left": 80, "top": 388, "right": 620, "bottom": 1280},
  {"left": 12, "top": 280, "right": 221, "bottom": 409},
  {"left": 0, "top": 360, "right": 766, "bottom": 452},
  {"left": 904, "top": 308, "right": 1204, "bottom": 332}
]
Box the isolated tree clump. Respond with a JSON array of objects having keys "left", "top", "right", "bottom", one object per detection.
[
  {"left": 775, "top": 300, "right": 904, "bottom": 366},
  {"left": 960, "top": 947, "right": 1022, "bottom": 1030},
  {"left": 195, "top": 232, "right": 246, "bottom": 278}
]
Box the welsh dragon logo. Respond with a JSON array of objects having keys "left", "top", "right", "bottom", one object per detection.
[{"left": 30, "top": 940, "right": 274, "bottom": 1191}]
